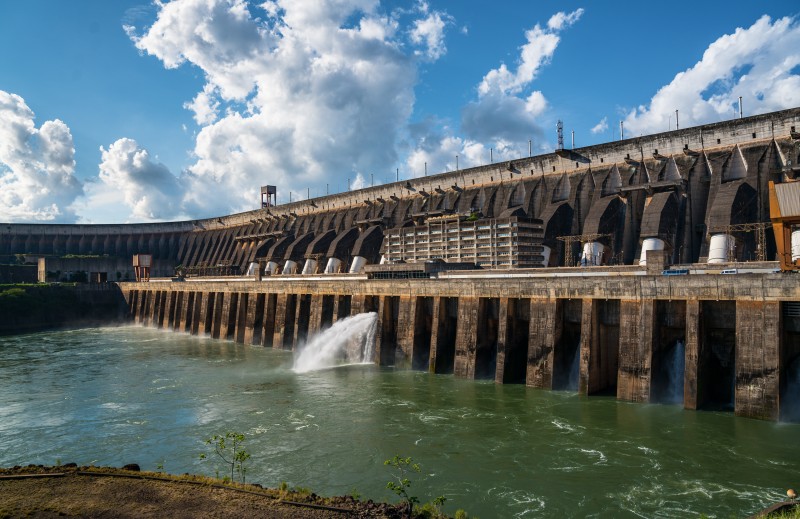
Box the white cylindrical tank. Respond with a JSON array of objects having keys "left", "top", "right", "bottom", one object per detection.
[
  {"left": 708, "top": 234, "right": 734, "bottom": 264},
  {"left": 246, "top": 262, "right": 259, "bottom": 276},
  {"left": 580, "top": 242, "right": 605, "bottom": 266},
  {"left": 379, "top": 255, "right": 388, "bottom": 265},
  {"left": 349, "top": 256, "right": 367, "bottom": 273},
  {"left": 301, "top": 258, "right": 317, "bottom": 275},
  {"left": 638, "top": 237, "right": 666, "bottom": 266},
  {"left": 324, "top": 257, "right": 342, "bottom": 274},
  {"left": 540, "top": 245, "right": 551, "bottom": 267},
  {"left": 265, "top": 261, "right": 279, "bottom": 275},
  {"left": 283, "top": 259, "right": 297, "bottom": 274},
  {"left": 792, "top": 228, "right": 800, "bottom": 262}
]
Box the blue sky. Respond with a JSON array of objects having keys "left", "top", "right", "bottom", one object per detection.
[{"left": 1, "top": 0, "right": 798, "bottom": 223}]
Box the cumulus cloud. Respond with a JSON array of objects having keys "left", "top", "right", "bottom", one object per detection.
[
  {"left": 410, "top": 9, "right": 451, "bottom": 60},
  {"left": 122, "top": 0, "right": 455, "bottom": 217},
  {"left": 460, "top": 9, "right": 582, "bottom": 146},
  {"left": 403, "top": 9, "right": 581, "bottom": 175},
  {"left": 97, "top": 138, "right": 183, "bottom": 220},
  {"left": 623, "top": 15, "right": 800, "bottom": 136},
  {"left": 590, "top": 116, "right": 608, "bottom": 134},
  {"left": 0, "top": 90, "right": 83, "bottom": 222}
]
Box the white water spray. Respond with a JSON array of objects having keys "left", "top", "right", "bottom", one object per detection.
[{"left": 293, "top": 312, "right": 378, "bottom": 373}]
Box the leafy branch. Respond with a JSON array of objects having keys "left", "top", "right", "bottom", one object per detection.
[{"left": 199, "top": 432, "right": 251, "bottom": 483}]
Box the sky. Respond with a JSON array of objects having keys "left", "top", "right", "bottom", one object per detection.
[{"left": 1, "top": 0, "right": 799, "bottom": 224}]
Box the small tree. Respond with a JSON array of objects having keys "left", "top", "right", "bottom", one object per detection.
[
  {"left": 385, "top": 455, "right": 420, "bottom": 517},
  {"left": 200, "top": 432, "right": 251, "bottom": 483}
]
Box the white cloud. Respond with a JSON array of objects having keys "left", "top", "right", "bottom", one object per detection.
[
  {"left": 124, "top": 0, "right": 455, "bottom": 217},
  {"left": 0, "top": 90, "right": 83, "bottom": 222},
  {"left": 410, "top": 10, "right": 450, "bottom": 60},
  {"left": 450, "top": 9, "right": 581, "bottom": 161},
  {"left": 478, "top": 8, "right": 583, "bottom": 97},
  {"left": 96, "top": 138, "right": 183, "bottom": 220},
  {"left": 547, "top": 8, "right": 584, "bottom": 31},
  {"left": 590, "top": 116, "right": 608, "bottom": 134},
  {"left": 623, "top": 15, "right": 800, "bottom": 135}
]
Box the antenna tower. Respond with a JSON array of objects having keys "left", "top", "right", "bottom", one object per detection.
[{"left": 557, "top": 120, "right": 564, "bottom": 151}]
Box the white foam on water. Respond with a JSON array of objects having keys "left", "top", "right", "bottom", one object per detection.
[{"left": 292, "top": 312, "right": 377, "bottom": 373}]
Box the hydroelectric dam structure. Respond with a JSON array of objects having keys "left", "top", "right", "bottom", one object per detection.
[{"left": 4, "top": 108, "right": 800, "bottom": 422}]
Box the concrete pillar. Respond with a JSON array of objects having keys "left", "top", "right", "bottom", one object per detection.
[
  {"left": 376, "top": 296, "right": 399, "bottom": 366},
  {"left": 293, "top": 294, "right": 311, "bottom": 350},
  {"left": 454, "top": 297, "right": 479, "bottom": 379},
  {"left": 428, "top": 297, "right": 442, "bottom": 373},
  {"left": 617, "top": 300, "right": 655, "bottom": 403},
  {"left": 132, "top": 290, "right": 142, "bottom": 323},
  {"left": 578, "top": 298, "right": 596, "bottom": 396},
  {"left": 178, "top": 292, "right": 193, "bottom": 332},
  {"left": 243, "top": 293, "right": 258, "bottom": 345},
  {"left": 145, "top": 290, "right": 157, "bottom": 326},
  {"left": 527, "top": 299, "right": 559, "bottom": 389},
  {"left": 394, "top": 296, "right": 416, "bottom": 369},
  {"left": 684, "top": 299, "right": 700, "bottom": 410},
  {"left": 253, "top": 293, "right": 267, "bottom": 345},
  {"left": 165, "top": 291, "right": 177, "bottom": 329},
  {"left": 735, "top": 300, "right": 780, "bottom": 420},
  {"left": 494, "top": 297, "right": 510, "bottom": 384},
  {"left": 272, "top": 293, "right": 289, "bottom": 349},
  {"left": 235, "top": 293, "right": 249, "bottom": 344},
  {"left": 197, "top": 292, "right": 212, "bottom": 335},
  {"left": 210, "top": 292, "right": 225, "bottom": 339},
  {"left": 308, "top": 294, "right": 324, "bottom": 336},
  {"left": 218, "top": 293, "right": 233, "bottom": 340},
  {"left": 262, "top": 293, "right": 277, "bottom": 347}
]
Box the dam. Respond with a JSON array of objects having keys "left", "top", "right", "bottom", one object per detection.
[{"left": 3, "top": 107, "right": 800, "bottom": 421}]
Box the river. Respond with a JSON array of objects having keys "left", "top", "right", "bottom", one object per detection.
[{"left": 0, "top": 325, "right": 797, "bottom": 518}]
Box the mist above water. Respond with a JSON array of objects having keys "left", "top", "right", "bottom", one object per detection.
[{"left": 293, "top": 312, "right": 378, "bottom": 373}]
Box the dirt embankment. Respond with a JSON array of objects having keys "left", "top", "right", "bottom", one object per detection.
[{"left": 0, "top": 465, "right": 407, "bottom": 519}]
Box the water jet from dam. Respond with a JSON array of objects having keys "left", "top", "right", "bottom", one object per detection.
[{"left": 293, "top": 312, "right": 378, "bottom": 373}]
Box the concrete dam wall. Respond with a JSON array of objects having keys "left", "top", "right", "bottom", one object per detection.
[
  {"left": 121, "top": 270, "right": 800, "bottom": 422},
  {"left": 3, "top": 108, "right": 800, "bottom": 275}
]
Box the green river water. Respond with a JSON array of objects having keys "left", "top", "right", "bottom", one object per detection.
[{"left": 0, "top": 325, "right": 798, "bottom": 518}]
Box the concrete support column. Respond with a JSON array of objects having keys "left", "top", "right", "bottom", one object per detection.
[
  {"left": 262, "top": 294, "right": 277, "bottom": 347},
  {"left": 394, "top": 296, "right": 416, "bottom": 369},
  {"left": 165, "top": 291, "right": 177, "bottom": 329},
  {"left": 684, "top": 300, "right": 700, "bottom": 410},
  {"left": 178, "top": 292, "right": 192, "bottom": 332},
  {"left": 578, "top": 298, "right": 596, "bottom": 396},
  {"left": 617, "top": 300, "right": 655, "bottom": 403},
  {"left": 735, "top": 300, "right": 781, "bottom": 420},
  {"left": 428, "top": 297, "right": 442, "bottom": 373},
  {"left": 350, "top": 295, "right": 365, "bottom": 316},
  {"left": 272, "top": 293, "right": 288, "bottom": 349},
  {"left": 308, "top": 294, "right": 323, "bottom": 337},
  {"left": 454, "top": 297, "right": 479, "bottom": 379},
  {"left": 527, "top": 298, "right": 559, "bottom": 389},
  {"left": 331, "top": 296, "right": 341, "bottom": 324},
  {"left": 494, "top": 297, "right": 509, "bottom": 383},
  {"left": 218, "top": 293, "right": 233, "bottom": 340},
  {"left": 235, "top": 293, "right": 248, "bottom": 343},
  {"left": 210, "top": 293, "right": 224, "bottom": 339},
  {"left": 198, "top": 292, "right": 213, "bottom": 335},
  {"left": 145, "top": 290, "right": 157, "bottom": 326},
  {"left": 243, "top": 293, "right": 258, "bottom": 345}
]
